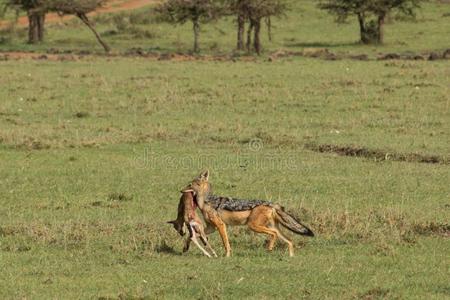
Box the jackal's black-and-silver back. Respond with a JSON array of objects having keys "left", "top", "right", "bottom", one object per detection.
[{"left": 206, "top": 195, "right": 272, "bottom": 211}]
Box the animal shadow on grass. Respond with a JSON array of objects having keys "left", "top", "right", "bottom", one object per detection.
[
  {"left": 107, "top": 192, "right": 133, "bottom": 202},
  {"left": 359, "top": 288, "right": 391, "bottom": 300},
  {"left": 154, "top": 240, "right": 180, "bottom": 255},
  {"left": 156, "top": 240, "right": 221, "bottom": 257}
]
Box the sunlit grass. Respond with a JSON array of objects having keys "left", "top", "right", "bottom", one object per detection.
[{"left": 0, "top": 56, "right": 449, "bottom": 298}]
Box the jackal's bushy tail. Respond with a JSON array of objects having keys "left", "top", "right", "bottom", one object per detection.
[{"left": 275, "top": 206, "right": 314, "bottom": 237}]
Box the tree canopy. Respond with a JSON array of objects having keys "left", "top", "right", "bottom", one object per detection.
[{"left": 156, "top": 0, "right": 225, "bottom": 53}]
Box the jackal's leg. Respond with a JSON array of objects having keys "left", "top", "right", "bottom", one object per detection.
[
  {"left": 247, "top": 221, "right": 278, "bottom": 251},
  {"left": 204, "top": 211, "right": 231, "bottom": 257},
  {"left": 266, "top": 218, "right": 278, "bottom": 251},
  {"left": 274, "top": 224, "right": 294, "bottom": 257},
  {"left": 208, "top": 215, "right": 231, "bottom": 257},
  {"left": 247, "top": 208, "right": 279, "bottom": 251},
  {"left": 266, "top": 232, "right": 278, "bottom": 251}
]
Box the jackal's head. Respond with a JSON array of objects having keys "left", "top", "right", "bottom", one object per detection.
[{"left": 182, "top": 170, "right": 211, "bottom": 209}]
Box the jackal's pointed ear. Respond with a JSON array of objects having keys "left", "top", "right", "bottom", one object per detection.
[{"left": 199, "top": 169, "right": 209, "bottom": 181}]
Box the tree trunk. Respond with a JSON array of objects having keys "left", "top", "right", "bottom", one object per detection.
[
  {"left": 37, "top": 13, "right": 45, "bottom": 42},
  {"left": 77, "top": 13, "right": 110, "bottom": 53},
  {"left": 377, "top": 14, "right": 385, "bottom": 44},
  {"left": 193, "top": 19, "right": 200, "bottom": 53},
  {"left": 253, "top": 18, "right": 261, "bottom": 55},
  {"left": 27, "top": 11, "right": 46, "bottom": 44},
  {"left": 27, "top": 13, "right": 37, "bottom": 44},
  {"left": 237, "top": 14, "right": 245, "bottom": 51},
  {"left": 266, "top": 17, "right": 272, "bottom": 42},
  {"left": 246, "top": 21, "right": 254, "bottom": 52},
  {"left": 357, "top": 13, "right": 369, "bottom": 44}
]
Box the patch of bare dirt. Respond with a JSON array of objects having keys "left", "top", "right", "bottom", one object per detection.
[
  {"left": 269, "top": 48, "right": 341, "bottom": 61},
  {"left": 305, "top": 143, "right": 449, "bottom": 165},
  {"left": 412, "top": 222, "right": 450, "bottom": 238},
  {"left": 378, "top": 50, "right": 450, "bottom": 61},
  {"left": 268, "top": 48, "right": 450, "bottom": 62},
  {"left": 0, "top": 51, "right": 87, "bottom": 61},
  {"left": 359, "top": 288, "right": 391, "bottom": 300},
  {"left": 1, "top": 47, "right": 449, "bottom": 63},
  {"left": 0, "top": 50, "right": 259, "bottom": 62}
]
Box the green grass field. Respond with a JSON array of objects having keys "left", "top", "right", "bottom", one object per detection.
[{"left": 1, "top": 1, "right": 450, "bottom": 299}]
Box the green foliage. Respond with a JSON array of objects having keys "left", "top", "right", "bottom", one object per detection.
[
  {"left": 48, "top": 0, "right": 106, "bottom": 15},
  {"left": 156, "top": 0, "right": 225, "bottom": 24},
  {"left": 367, "top": 0, "right": 424, "bottom": 16},
  {"left": 2, "top": 0, "right": 107, "bottom": 13},
  {"left": 230, "top": 0, "right": 287, "bottom": 20},
  {"left": 318, "top": 0, "right": 424, "bottom": 20},
  {"left": 3, "top": 0, "right": 47, "bottom": 11},
  {"left": 318, "top": 0, "right": 367, "bottom": 22}
]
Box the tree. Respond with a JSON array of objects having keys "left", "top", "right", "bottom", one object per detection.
[
  {"left": 228, "top": 0, "right": 247, "bottom": 51},
  {"left": 49, "top": 0, "right": 111, "bottom": 52},
  {"left": 156, "top": 0, "right": 225, "bottom": 53},
  {"left": 229, "top": 0, "right": 287, "bottom": 54},
  {"left": 318, "top": 0, "right": 424, "bottom": 44},
  {"left": 1, "top": 0, "right": 110, "bottom": 48},
  {"left": 367, "top": 0, "right": 424, "bottom": 44},
  {"left": 4, "top": 0, "right": 48, "bottom": 43}
]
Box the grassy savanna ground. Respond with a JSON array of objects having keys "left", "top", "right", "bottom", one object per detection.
[
  {"left": 1, "top": 0, "right": 450, "bottom": 299},
  {"left": 0, "top": 0, "right": 450, "bottom": 55},
  {"left": 0, "top": 57, "right": 449, "bottom": 299}
]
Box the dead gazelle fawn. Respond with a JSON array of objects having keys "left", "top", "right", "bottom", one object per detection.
[{"left": 167, "top": 191, "right": 217, "bottom": 258}]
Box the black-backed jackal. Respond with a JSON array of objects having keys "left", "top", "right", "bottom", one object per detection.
[{"left": 183, "top": 170, "right": 314, "bottom": 257}]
